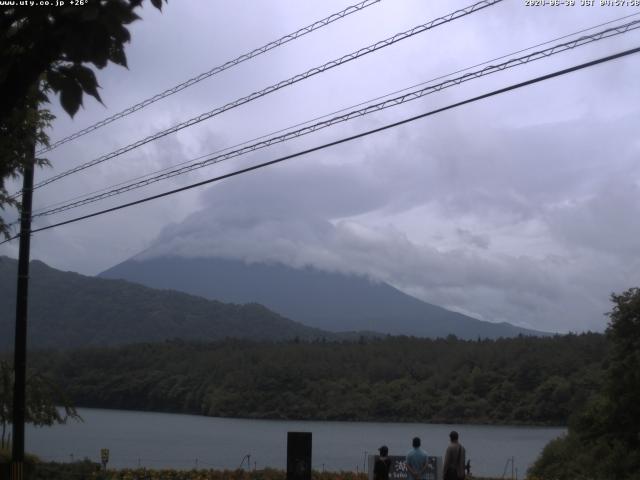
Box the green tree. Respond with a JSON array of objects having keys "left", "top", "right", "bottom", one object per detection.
[
  {"left": 0, "top": 360, "right": 80, "bottom": 449},
  {"left": 0, "top": 0, "right": 166, "bottom": 237},
  {"left": 0, "top": 92, "right": 53, "bottom": 239},
  {"left": 530, "top": 287, "right": 640, "bottom": 480},
  {"left": 605, "top": 287, "right": 640, "bottom": 447}
]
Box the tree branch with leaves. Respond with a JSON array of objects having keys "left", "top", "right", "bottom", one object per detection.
[
  {"left": 0, "top": 360, "right": 81, "bottom": 450},
  {"left": 0, "top": 0, "right": 167, "bottom": 238}
]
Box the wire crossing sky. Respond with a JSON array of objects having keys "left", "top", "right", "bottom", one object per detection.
[
  {"left": 24, "top": 11, "right": 640, "bottom": 220},
  {"left": 23, "top": 0, "right": 502, "bottom": 195},
  {"left": 36, "top": 0, "right": 383, "bottom": 155},
  {"left": 23, "top": 17, "right": 640, "bottom": 221},
  {"left": 3, "top": 44, "right": 638, "bottom": 244}
]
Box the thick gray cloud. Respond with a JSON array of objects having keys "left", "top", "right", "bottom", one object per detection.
[
  {"left": 141, "top": 109, "right": 640, "bottom": 332},
  {"left": 2, "top": 0, "right": 640, "bottom": 332}
]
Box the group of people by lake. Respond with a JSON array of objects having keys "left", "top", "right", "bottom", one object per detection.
[{"left": 374, "top": 431, "right": 466, "bottom": 480}]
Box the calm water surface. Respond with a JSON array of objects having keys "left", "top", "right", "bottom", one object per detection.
[{"left": 26, "top": 408, "right": 565, "bottom": 477}]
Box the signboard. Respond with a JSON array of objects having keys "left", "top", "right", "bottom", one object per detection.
[
  {"left": 368, "top": 455, "right": 441, "bottom": 480},
  {"left": 100, "top": 448, "right": 109, "bottom": 470}
]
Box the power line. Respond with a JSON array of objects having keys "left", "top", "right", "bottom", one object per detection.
[
  {"left": 6, "top": 13, "right": 639, "bottom": 228},
  {"left": 26, "top": 12, "right": 640, "bottom": 219},
  {"left": 36, "top": 0, "right": 383, "bottom": 155},
  {"left": 26, "top": 18, "right": 640, "bottom": 220},
  {"left": 3, "top": 45, "right": 637, "bottom": 245},
  {"left": 22, "top": 0, "right": 502, "bottom": 195}
]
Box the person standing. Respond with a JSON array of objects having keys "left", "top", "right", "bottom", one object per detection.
[
  {"left": 374, "top": 445, "right": 391, "bottom": 480},
  {"left": 406, "top": 437, "right": 429, "bottom": 480},
  {"left": 443, "top": 431, "right": 466, "bottom": 480}
]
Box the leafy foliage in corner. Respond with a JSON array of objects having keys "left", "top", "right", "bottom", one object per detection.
[
  {"left": 27, "top": 333, "right": 607, "bottom": 426},
  {"left": 0, "top": 360, "right": 81, "bottom": 449},
  {"left": 0, "top": 0, "right": 166, "bottom": 237},
  {"left": 0, "top": 0, "right": 166, "bottom": 121},
  {"left": 529, "top": 287, "right": 640, "bottom": 480},
  {"left": 0, "top": 92, "right": 53, "bottom": 239}
]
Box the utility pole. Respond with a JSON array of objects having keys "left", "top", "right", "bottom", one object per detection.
[{"left": 11, "top": 131, "right": 35, "bottom": 480}]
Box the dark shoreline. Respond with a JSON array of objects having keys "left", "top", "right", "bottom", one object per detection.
[{"left": 64, "top": 405, "right": 568, "bottom": 429}]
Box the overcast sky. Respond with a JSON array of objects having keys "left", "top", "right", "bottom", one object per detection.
[{"left": 2, "top": 0, "right": 640, "bottom": 333}]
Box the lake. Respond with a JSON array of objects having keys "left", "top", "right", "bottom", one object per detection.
[{"left": 26, "top": 408, "right": 565, "bottom": 477}]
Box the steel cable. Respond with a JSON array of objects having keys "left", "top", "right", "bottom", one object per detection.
[
  {"left": 25, "top": 12, "right": 640, "bottom": 218},
  {"left": 22, "top": 0, "right": 502, "bottom": 195},
  {"left": 2, "top": 44, "right": 637, "bottom": 245},
  {"left": 27, "top": 18, "right": 640, "bottom": 220},
  {"left": 36, "top": 0, "right": 383, "bottom": 155}
]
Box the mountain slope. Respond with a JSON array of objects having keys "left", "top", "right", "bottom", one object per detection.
[
  {"left": 100, "top": 255, "right": 546, "bottom": 339},
  {"left": 0, "top": 256, "right": 334, "bottom": 351}
]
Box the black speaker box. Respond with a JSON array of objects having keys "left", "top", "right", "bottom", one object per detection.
[{"left": 287, "top": 431, "right": 312, "bottom": 480}]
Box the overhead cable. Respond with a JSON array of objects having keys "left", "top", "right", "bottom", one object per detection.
[
  {"left": 24, "top": 0, "right": 502, "bottom": 194},
  {"left": 37, "top": 0, "right": 383, "bottom": 155},
  {"left": 28, "top": 11, "right": 640, "bottom": 218},
  {"left": 2, "top": 45, "right": 637, "bottom": 245},
  {"left": 27, "top": 18, "right": 640, "bottom": 219}
]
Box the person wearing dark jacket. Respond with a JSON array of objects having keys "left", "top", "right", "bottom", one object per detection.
[
  {"left": 374, "top": 445, "right": 391, "bottom": 480},
  {"left": 443, "top": 431, "right": 466, "bottom": 480}
]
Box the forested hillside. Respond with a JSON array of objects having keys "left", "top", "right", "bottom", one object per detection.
[
  {"left": 29, "top": 334, "right": 606, "bottom": 425},
  {"left": 0, "top": 256, "right": 335, "bottom": 350}
]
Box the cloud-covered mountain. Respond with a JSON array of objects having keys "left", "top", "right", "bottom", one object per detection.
[
  {"left": 0, "top": 256, "right": 334, "bottom": 351},
  {"left": 100, "top": 255, "right": 546, "bottom": 339},
  {"left": 2, "top": 1, "right": 639, "bottom": 335}
]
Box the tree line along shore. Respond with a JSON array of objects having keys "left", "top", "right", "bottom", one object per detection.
[{"left": 23, "top": 333, "right": 606, "bottom": 426}]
